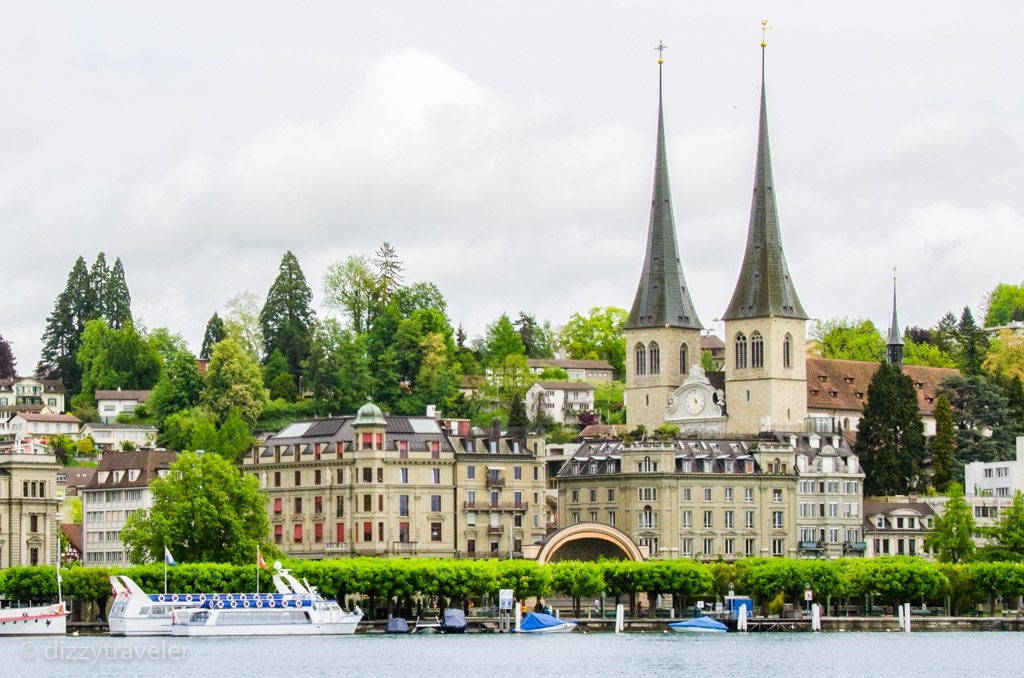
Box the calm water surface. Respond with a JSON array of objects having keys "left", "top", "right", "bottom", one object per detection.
[{"left": 2, "top": 632, "right": 1020, "bottom": 678}]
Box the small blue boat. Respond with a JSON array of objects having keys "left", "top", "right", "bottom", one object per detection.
[
  {"left": 668, "top": 616, "right": 728, "bottom": 633},
  {"left": 441, "top": 608, "right": 467, "bottom": 633},
  {"left": 519, "top": 612, "right": 578, "bottom": 634}
]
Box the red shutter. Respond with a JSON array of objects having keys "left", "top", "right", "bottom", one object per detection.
[
  {"left": 293, "top": 524, "right": 303, "bottom": 542},
  {"left": 315, "top": 523, "right": 324, "bottom": 543},
  {"left": 273, "top": 498, "right": 282, "bottom": 514},
  {"left": 337, "top": 522, "right": 345, "bottom": 542}
]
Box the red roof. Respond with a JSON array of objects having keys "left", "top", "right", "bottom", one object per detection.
[
  {"left": 15, "top": 413, "right": 81, "bottom": 423},
  {"left": 806, "top": 358, "right": 959, "bottom": 415}
]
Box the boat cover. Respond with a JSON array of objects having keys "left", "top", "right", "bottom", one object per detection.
[
  {"left": 669, "top": 616, "right": 728, "bottom": 631},
  {"left": 520, "top": 612, "right": 569, "bottom": 632},
  {"left": 385, "top": 617, "right": 410, "bottom": 633},
  {"left": 442, "top": 608, "right": 467, "bottom": 631}
]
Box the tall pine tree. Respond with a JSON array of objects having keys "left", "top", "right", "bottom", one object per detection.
[
  {"left": 956, "top": 307, "right": 989, "bottom": 376},
  {"left": 200, "top": 312, "right": 226, "bottom": 360},
  {"left": 0, "top": 335, "right": 16, "bottom": 379},
  {"left": 259, "top": 251, "right": 315, "bottom": 381},
  {"left": 932, "top": 394, "right": 956, "bottom": 492},
  {"left": 88, "top": 252, "right": 110, "bottom": 320},
  {"left": 105, "top": 257, "right": 132, "bottom": 328},
  {"left": 39, "top": 256, "right": 96, "bottom": 394},
  {"left": 855, "top": 361, "right": 927, "bottom": 495}
]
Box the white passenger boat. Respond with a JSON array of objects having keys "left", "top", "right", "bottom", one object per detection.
[
  {"left": 108, "top": 576, "right": 206, "bottom": 636},
  {"left": 169, "top": 563, "right": 361, "bottom": 637},
  {"left": 0, "top": 602, "right": 67, "bottom": 636}
]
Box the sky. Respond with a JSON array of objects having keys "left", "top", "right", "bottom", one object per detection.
[{"left": 2, "top": 2, "right": 1022, "bottom": 369}]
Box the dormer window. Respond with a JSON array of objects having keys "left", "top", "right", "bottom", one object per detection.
[{"left": 817, "top": 375, "right": 828, "bottom": 383}]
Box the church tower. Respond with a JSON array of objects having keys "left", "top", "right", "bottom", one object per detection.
[
  {"left": 886, "top": 275, "right": 904, "bottom": 366},
  {"left": 722, "top": 44, "right": 808, "bottom": 435},
  {"left": 625, "top": 45, "right": 704, "bottom": 432}
]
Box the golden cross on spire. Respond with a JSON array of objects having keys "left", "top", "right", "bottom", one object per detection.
[
  {"left": 761, "top": 19, "right": 772, "bottom": 48},
  {"left": 893, "top": 266, "right": 897, "bottom": 283},
  {"left": 655, "top": 40, "right": 667, "bottom": 64}
]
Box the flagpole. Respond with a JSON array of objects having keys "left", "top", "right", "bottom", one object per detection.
[
  {"left": 256, "top": 546, "right": 260, "bottom": 596},
  {"left": 163, "top": 543, "right": 168, "bottom": 595}
]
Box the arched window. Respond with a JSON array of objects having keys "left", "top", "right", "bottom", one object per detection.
[
  {"left": 635, "top": 343, "right": 646, "bottom": 376},
  {"left": 783, "top": 333, "right": 793, "bottom": 369},
  {"left": 679, "top": 343, "right": 689, "bottom": 374},
  {"left": 735, "top": 333, "right": 748, "bottom": 369},
  {"left": 751, "top": 331, "right": 764, "bottom": 368},
  {"left": 649, "top": 341, "right": 660, "bottom": 375},
  {"left": 640, "top": 505, "right": 656, "bottom": 529}
]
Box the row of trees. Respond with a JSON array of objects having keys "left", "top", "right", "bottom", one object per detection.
[{"left": 6, "top": 557, "right": 1024, "bottom": 619}]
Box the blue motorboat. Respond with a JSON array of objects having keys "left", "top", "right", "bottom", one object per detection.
[{"left": 668, "top": 616, "right": 728, "bottom": 633}]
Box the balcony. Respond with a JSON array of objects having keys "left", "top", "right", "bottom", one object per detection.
[
  {"left": 844, "top": 541, "right": 867, "bottom": 552},
  {"left": 486, "top": 475, "right": 505, "bottom": 489},
  {"left": 324, "top": 542, "right": 349, "bottom": 553},
  {"left": 463, "top": 501, "right": 529, "bottom": 512},
  {"left": 488, "top": 525, "right": 505, "bottom": 536},
  {"left": 393, "top": 541, "right": 418, "bottom": 552},
  {"left": 799, "top": 540, "right": 824, "bottom": 551}
]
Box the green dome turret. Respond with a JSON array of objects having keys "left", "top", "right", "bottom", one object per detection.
[{"left": 354, "top": 400, "right": 386, "bottom": 427}]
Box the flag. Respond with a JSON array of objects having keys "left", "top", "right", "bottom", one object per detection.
[
  {"left": 164, "top": 546, "right": 177, "bottom": 567},
  {"left": 257, "top": 548, "right": 268, "bottom": 570}
]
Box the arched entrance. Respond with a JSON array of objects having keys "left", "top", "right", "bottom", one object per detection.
[{"left": 536, "top": 523, "right": 645, "bottom": 563}]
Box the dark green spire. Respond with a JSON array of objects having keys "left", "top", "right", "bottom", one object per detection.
[
  {"left": 626, "top": 57, "right": 702, "bottom": 331},
  {"left": 722, "top": 52, "right": 807, "bottom": 321},
  {"left": 887, "top": 273, "right": 904, "bottom": 365}
]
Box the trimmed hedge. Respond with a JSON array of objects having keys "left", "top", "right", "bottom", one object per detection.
[{"left": 6, "top": 557, "right": 1024, "bottom": 615}]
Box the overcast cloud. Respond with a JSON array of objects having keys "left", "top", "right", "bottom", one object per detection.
[{"left": 2, "top": 1, "right": 1022, "bottom": 369}]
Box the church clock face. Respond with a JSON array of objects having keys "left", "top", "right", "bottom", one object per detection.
[{"left": 685, "top": 388, "right": 706, "bottom": 415}]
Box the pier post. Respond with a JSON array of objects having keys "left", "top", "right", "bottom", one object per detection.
[
  {"left": 811, "top": 604, "right": 821, "bottom": 632},
  {"left": 738, "top": 604, "right": 748, "bottom": 632},
  {"left": 615, "top": 604, "right": 624, "bottom": 633},
  {"left": 514, "top": 603, "right": 521, "bottom": 633},
  {"left": 904, "top": 603, "right": 911, "bottom": 633}
]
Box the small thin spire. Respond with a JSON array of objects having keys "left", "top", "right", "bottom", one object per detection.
[{"left": 887, "top": 268, "right": 905, "bottom": 365}]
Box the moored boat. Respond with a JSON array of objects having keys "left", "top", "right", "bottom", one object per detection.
[
  {"left": 518, "top": 612, "right": 577, "bottom": 634},
  {"left": 668, "top": 616, "right": 728, "bottom": 633},
  {"left": 0, "top": 602, "right": 67, "bottom": 636},
  {"left": 108, "top": 575, "right": 207, "bottom": 636}
]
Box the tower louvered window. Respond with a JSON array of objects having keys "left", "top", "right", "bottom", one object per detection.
[
  {"left": 784, "top": 334, "right": 792, "bottom": 368},
  {"left": 735, "top": 333, "right": 748, "bottom": 369},
  {"left": 649, "top": 341, "right": 660, "bottom": 374},
  {"left": 751, "top": 331, "right": 764, "bottom": 368},
  {"left": 635, "top": 343, "right": 647, "bottom": 376},
  {"left": 679, "top": 343, "right": 688, "bottom": 374}
]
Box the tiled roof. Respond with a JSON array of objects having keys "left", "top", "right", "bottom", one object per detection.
[
  {"left": 533, "top": 381, "right": 595, "bottom": 391},
  {"left": 527, "top": 358, "right": 614, "bottom": 371},
  {"left": 60, "top": 466, "right": 97, "bottom": 488},
  {"left": 85, "top": 449, "right": 178, "bottom": 489},
  {"left": 60, "top": 524, "right": 84, "bottom": 553},
  {"left": 95, "top": 389, "right": 153, "bottom": 402},
  {"left": 15, "top": 413, "right": 81, "bottom": 423},
  {"left": 81, "top": 422, "right": 158, "bottom": 431},
  {"left": 700, "top": 335, "right": 725, "bottom": 350},
  {"left": 806, "top": 358, "right": 959, "bottom": 415},
  {"left": 0, "top": 378, "right": 66, "bottom": 394}
]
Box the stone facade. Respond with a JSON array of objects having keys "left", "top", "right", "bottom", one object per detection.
[
  {"left": 241, "top": 406, "right": 547, "bottom": 560},
  {"left": 0, "top": 440, "right": 61, "bottom": 567},
  {"left": 625, "top": 327, "right": 703, "bottom": 433}
]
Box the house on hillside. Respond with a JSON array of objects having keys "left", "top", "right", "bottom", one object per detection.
[
  {"left": 95, "top": 389, "right": 152, "bottom": 423},
  {"left": 527, "top": 358, "right": 615, "bottom": 382},
  {"left": 524, "top": 381, "right": 595, "bottom": 426}
]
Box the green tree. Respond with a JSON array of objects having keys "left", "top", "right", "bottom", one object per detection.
[
  {"left": 551, "top": 561, "right": 604, "bottom": 617},
  {"left": 932, "top": 311, "right": 960, "bottom": 357},
  {"left": 144, "top": 327, "right": 189, "bottom": 367},
  {"left": 120, "top": 451, "right": 270, "bottom": 564},
  {"left": 1006, "top": 376, "right": 1024, "bottom": 437},
  {"left": 927, "top": 484, "right": 976, "bottom": 563},
  {"left": 217, "top": 408, "right": 255, "bottom": 461},
  {"left": 508, "top": 393, "right": 529, "bottom": 432},
  {"left": 149, "top": 349, "right": 204, "bottom": 425},
  {"left": 201, "top": 338, "right": 268, "bottom": 426},
  {"left": 88, "top": 252, "right": 109, "bottom": 320},
  {"left": 484, "top": 313, "right": 526, "bottom": 365},
  {"left": 105, "top": 257, "right": 133, "bottom": 328},
  {"left": 700, "top": 349, "right": 718, "bottom": 372},
  {"left": 855, "top": 361, "right": 926, "bottom": 495},
  {"left": 39, "top": 256, "right": 96, "bottom": 394},
  {"left": 303, "top": 320, "right": 374, "bottom": 416},
  {"left": 200, "top": 312, "right": 226, "bottom": 360},
  {"left": 259, "top": 251, "right": 315, "bottom": 381},
  {"left": 983, "top": 282, "right": 1024, "bottom": 327},
  {"left": 904, "top": 339, "right": 956, "bottom": 368},
  {"left": 74, "top": 319, "right": 163, "bottom": 407},
  {"left": 322, "top": 255, "right": 379, "bottom": 333},
  {"left": 263, "top": 348, "right": 291, "bottom": 388},
  {"left": 223, "top": 291, "right": 264, "bottom": 359},
  {"left": 373, "top": 241, "right": 404, "bottom": 304},
  {"left": 558, "top": 307, "right": 628, "bottom": 378},
  {"left": 0, "top": 334, "right": 16, "bottom": 379},
  {"left": 983, "top": 492, "right": 1024, "bottom": 560},
  {"left": 957, "top": 307, "right": 990, "bottom": 376},
  {"left": 514, "top": 312, "right": 555, "bottom": 359},
  {"left": 813, "top": 318, "right": 885, "bottom": 362},
  {"left": 984, "top": 330, "right": 1024, "bottom": 383},
  {"left": 159, "top": 407, "right": 217, "bottom": 451},
  {"left": 932, "top": 394, "right": 956, "bottom": 492},
  {"left": 940, "top": 375, "right": 1013, "bottom": 464}
]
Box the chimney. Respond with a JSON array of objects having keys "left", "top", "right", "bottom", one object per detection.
[
  {"left": 491, "top": 417, "right": 501, "bottom": 439},
  {"left": 425, "top": 404, "right": 436, "bottom": 418}
]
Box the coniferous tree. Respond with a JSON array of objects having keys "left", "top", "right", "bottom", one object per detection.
[
  {"left": 940, "top": 375, "right": 1012, "bottom": 463},
  {"left": 105, "top": 258, "right": 132, "bottom": 328},
  {"left": 515, "top": 312, "right": 555, "bottom": 359},
  {"left": 855, "top": 361, "right": 926, "bottom": 495},
  {"left": 259, "top": 251, "right": 315, "bottom": 382},
  {"left": 200, "top": 312, "right": 226, "bottom": 360},
  {"left": 39, "top": 256, "right": 96, "bottom": 394},
  {"left": 0, "top": 335, "right": 16, "bottom": 379},
  {"left": 932, "top": 394, "right": 956, "bottom": 492},
  {"left": 932, "top": 311, "right": 960, "bottom": 356},
  {"left": 956, "top": 307, "right": 989, "bottom": 376},
  {"left": 484, "top": 313, "right": 526, "bottom": 365},
  {"left": 88, "top": 252, "right": 110, "bottom": 320},
  {"left": 373, "top": 241, "right": 404, "bottom": 304},
  {"left": 508, "top": 393, "right": 529, "bottom": 433},
  {"left": 1005, "top": 375, "right": 1024, "bottom": 437}
]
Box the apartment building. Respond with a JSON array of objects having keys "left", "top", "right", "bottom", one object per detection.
[
  {"left": 794, "top": 431, "right": 866, "bottom": 558},
  {"left": 241, "top": 402, "right": 547, "bottom": 560},
  {"left": 81, "top": 449, "right": 176, "bottom": 566},
  {"left": 524, "top": 381, "right": 595, "bottom": 426},
  {"left": 0, "top": 438, "right": 61, "bottom": 567}
]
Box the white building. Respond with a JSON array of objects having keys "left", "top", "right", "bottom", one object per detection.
[
  {"left": 965, "top": 436, "right": 1024, "bottom": 499},
  {"left": 0, "top": 377, "right": 67, "bottom": 412},
  {"left": 6, "top": 412, "right": 81, "bottom": 439},
  {"left": 525, "top": 381, "right": 595, "bottom": 425},
  {"left": 80, "top": 422, "right": 158, "bottom": 451},
  {"left": 0, "top": 437, "right": 61, "bottom": 567},
  {"left": 81, "top": 449, "right": 176, "bottom": 566},
  {"left": 526, "top": 358, "right": 615, "bottom": 382},
  {"left": 95, "top": 389, "right": 153, "bottom": 423}
]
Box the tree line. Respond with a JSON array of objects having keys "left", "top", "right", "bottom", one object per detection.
[{"left": 5, "top": 556, "right": 1024, "bottom": 620}]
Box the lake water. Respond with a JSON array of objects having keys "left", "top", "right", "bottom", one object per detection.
[{"left": 3, "top": 632, "right": 1020, "bottom": 678}]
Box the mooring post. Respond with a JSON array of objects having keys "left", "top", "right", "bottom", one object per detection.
[{"left": 615, "top": 603, "right": 625, "bottom": 633}]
